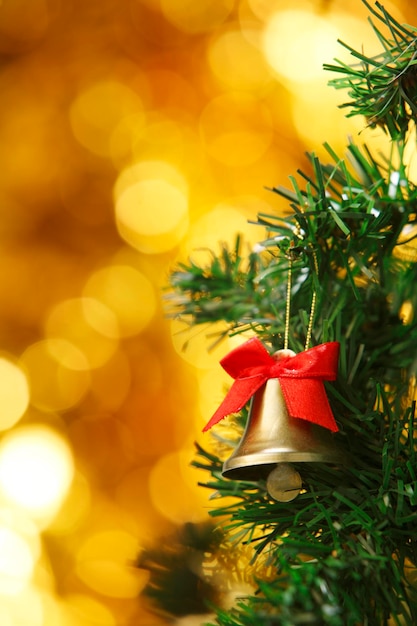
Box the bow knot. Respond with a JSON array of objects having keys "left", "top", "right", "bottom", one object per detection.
[{"left": 203, "top": 338, "right": 340, "bottom": 432}]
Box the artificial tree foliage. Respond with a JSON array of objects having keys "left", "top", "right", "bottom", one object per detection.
[{"left": 144, "top": 2, "right": 417, "bottom": 624}]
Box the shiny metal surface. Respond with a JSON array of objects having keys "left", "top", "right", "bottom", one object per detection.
[{"left": 222, "top": 377, "right": 346, "bottom": 481}]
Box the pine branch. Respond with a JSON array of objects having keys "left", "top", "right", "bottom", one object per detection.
[
  {"left": 167, "top": 235, "right": 298, "bottom": 350},
  {"left": 324, "top": 1, "right": 417, "bottom": 138},
  {"left": 164, "top": 2, "right": 417, "bottom": 624},
  {"left": 137, "top": 521, "right": 222, "bottom": 618},
  {"left": 196, "top": 393, "right": 417, "bottom": 624}
]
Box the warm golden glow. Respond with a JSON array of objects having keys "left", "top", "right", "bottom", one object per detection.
[
  {"left": 89, "top": 348, "right": 132, "bottom": 411},
  {"left": 262, "top": 8, "right": 339, "bottom": 84},
  {"left": 207, "top": 27, "right": 272, "bottom": 92},
  {"left": 75, "top": 530, "right": 148, "bottom": 597},
  {"left": 1, "top": 0, "right": 416, "bottom": 622},
  {"left": 20, "top": 340, "right": 91, "bottom": 412},
  {"left": 0, "top": 586, "right": 45, "bottom": 625},
  {"left": 45, "top": 298, "right": 119, "bottom": 368},
  {"left": 0, "top": 357, "right": 30, "bottom": 431},
  {"left": 0, "top": 0, "right": 51, "bottom": 53},
  {"left": 0, "top": 525, "right": 35, "bottom": 595},
  {"left": 199, "top": 93, "right": 273, "bottom": 166},
  {"left": 114, "top": 160, "right": 189, "bottom": 253},
  {"left": 170, "top": 318, "right": 231, "bottom": 369},
  {"left": 84, "top": 264, "right": 157, "bottom": 337},
  {"left": 117, "top": 179, "right": 188, "bottom": 234},
  {"left": 160, "top": 0, "right": 234, "bottom": 33},
  {"left": 0, "top": 425, "right": 74, "bottom": 524},
  {"left": 131, "top": 114, "right": 188, "bottom": 165},
  {"left": 183, "top": 203, "right": 265, "bottom": 264},
  {"left": 63, "top": 594, "right": 116, "bottom": 626},
  {"left": 291, "top": 88, "right": 363, "bottom": 152},
  {"left": 48, "top": 471, "right": 91, "bottom": 536},
  {"left": 149, "top": 449, "right": 210, "bottom": 524},
  {"left": 69, "top": 81, "right": 145, "bottom": 158}
]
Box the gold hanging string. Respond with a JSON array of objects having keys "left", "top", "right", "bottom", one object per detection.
[
  {"left": 285, "top": 213, "right": 319, "bottom": 352},
  {"left": 305, "top": 245, "right": 319, "bottom": 350},
  {"left": 284, "top": 252, "right": 293, "bottom": 350}
]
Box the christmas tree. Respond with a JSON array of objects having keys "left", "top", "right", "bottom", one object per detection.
[{"left": 141, "top": 2, "right": 417, "bottom": 624}]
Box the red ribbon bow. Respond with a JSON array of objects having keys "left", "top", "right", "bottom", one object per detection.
[{"left": 203, "top": 338, "right": 340, "bottom": 433}]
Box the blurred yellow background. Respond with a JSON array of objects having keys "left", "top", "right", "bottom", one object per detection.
[{"left": 0, "top": 0, "right": 414, "bottom": 624}]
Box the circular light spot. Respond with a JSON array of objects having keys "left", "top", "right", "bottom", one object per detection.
[
  {"left": 45, "top": 298, "right": 119, "bottom": 368},
  {"left": 84, "top": 264, "right": 157, "bottom": 337},
  {"left": 199, "top": 93, "right": 273, "bottom": 166},
  {"left": 0, "top": 425, "right": 74, "bottom": 524},
  {"left": 0, "top": 526, "right": 34, "bottom": 595},
  {"left": 119, "top": 179, "right": 187, "bottom": 235},
  {"left": 208, "top": 28, "right": 272, "bottom": 91},
  {"left": 76, "top": 530, "right": 148, "bottom": 598},
  {"left": 115, "top": 160, "right": 188, "bottom": 198},
  {"left": 20, "top": 340, "right": 90, "bottom": 412},
  {"left": 262, "top": 9, "right": 339, "bottom": 84},
  {"left": 69, "top": 81, "right": 145, "bottom": 158},
  {"left": 114, "top": 161, "right": 189, "bottom": 254},
  {"left": 0, "top": 357, "right": 29, "bottom": 431},
  {"left": 160, "top": 0, "right": 234, "bottom": 34}
]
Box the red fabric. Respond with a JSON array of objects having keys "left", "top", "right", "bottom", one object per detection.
[{"left": 203, "top": 338, "right": 340, "bottom": 432}]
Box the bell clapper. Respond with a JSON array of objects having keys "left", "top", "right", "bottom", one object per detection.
[{"left": 266, "top": 463, "right": 302, "bottom": 502}]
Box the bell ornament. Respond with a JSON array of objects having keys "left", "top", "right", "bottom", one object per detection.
[{"left": 222, "top": 374, "right": 347, "bottom": 501}]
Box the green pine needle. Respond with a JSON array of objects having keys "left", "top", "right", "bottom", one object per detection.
[
  {"left": 164, "top": 2, "right": 417, "bottom": 624},
  {"left": 324, "top": 1, "right": 417, "bottom": 138}
]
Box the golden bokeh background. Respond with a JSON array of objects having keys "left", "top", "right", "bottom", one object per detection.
[{"left": 0, "top": 0, "right": 414, "bottom": 624}]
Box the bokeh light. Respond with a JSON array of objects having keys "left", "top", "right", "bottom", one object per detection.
[
  {"left": 207, "top": 27, "right": 272, "bottom": 92},
  {"left": 20, "top": 340, "right": 91, "bottom": 412},
  {"left": 114, "top": 160, "right": 189, "bottom": 254},
  {"left": 0, "top": 526, "right": 35, "bottom": 595},
  {"left": 262, "top": 8, "right": 339, "bottom": 84},
  {"left": 88, "top": 348, "right": 132, "bottom": 411},
  {"left": 69, "top": 81, "right": 145, "bottom": 158},
  {"left": 160, "top": 0, "right": 235, "bottom": 33},
  {"left": 0, "top": 0, "right": 415, "bottom": 623},
  {"left": 199, "top": 93, "right": 274, "bottom": 166},
  {"left": 68, "top": 413, "right": 136, "bottom": 487},
  {"left": 64, "top": 594, "right": 116, "bottom": 626},
  {"left": 83, "top": 264, "right": 157, "bottom": 337},
  {"left": 0, "top": 586, "right": 45, "bottom": 626},
  {"left": 75, "top": 529, "right": 148, "bottom": 597},
  {"left": 182, "top": 202, "right": 264, "bottom": 266},
  {"left": 0, "top": 357, "right": 30, "bottom": 431},
  {"left": 149, "top": 449, "right": 211, "bottom": 524},
  {"left": 0, "top": 425, "right": 74, "bottom": 524},
  {"left": 48, "top": 473, "right": 91, "bottom": 538},
  {"left": 45, "top": 298, "right": 119, "bottom": 368}
]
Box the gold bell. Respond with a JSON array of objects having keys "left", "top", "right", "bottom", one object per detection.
[{"left": 222, "top": 359, "right": 346, "bottom": 502}]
